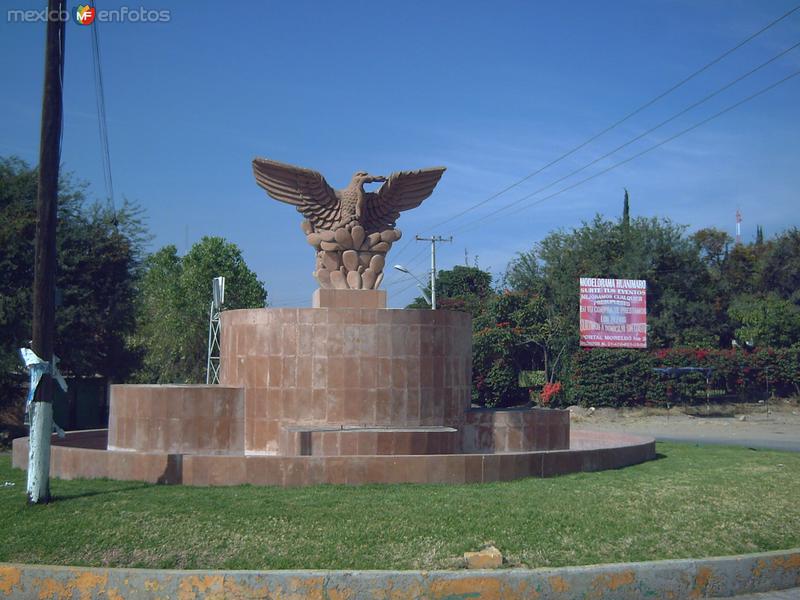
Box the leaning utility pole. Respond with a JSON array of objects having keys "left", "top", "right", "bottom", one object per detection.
[
  {"left": 28, "top": 0, "right": 66, "bottom": 505},
  {"left": 415, "top": 235, "right": 452, "bottom": 310}
]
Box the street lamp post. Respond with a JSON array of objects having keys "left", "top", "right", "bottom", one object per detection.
[{"left": 393, "top": 265, "right": 431, "bottom": 307}]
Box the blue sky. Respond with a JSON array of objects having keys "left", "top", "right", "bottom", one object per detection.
[{"left": 2, "top": 0, "right": 799, "bottom": 308}]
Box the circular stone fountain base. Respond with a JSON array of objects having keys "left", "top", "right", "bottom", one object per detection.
[
  {"left": 12, "top": 292, "right": 656, "bottom": 486},
  {"left": 12, "top": 429, "right": 655, "bottom": 486}
]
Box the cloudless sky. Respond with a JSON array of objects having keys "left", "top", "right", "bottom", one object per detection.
[{"left": 2, "top": 0, "right": 799, "bottom": 307}]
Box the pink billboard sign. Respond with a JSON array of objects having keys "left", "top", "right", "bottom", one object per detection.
[{"left": 579, "top": 278, "right": 647, "bottom": 348}]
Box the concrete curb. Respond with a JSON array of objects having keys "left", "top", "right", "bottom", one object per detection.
[{"left": 0, "top": 549, "right": 798, "bottom": 599}]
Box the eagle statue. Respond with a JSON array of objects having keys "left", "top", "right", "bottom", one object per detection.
[{"left": 252, "top": 158, "right": 446, "bottom": 290}]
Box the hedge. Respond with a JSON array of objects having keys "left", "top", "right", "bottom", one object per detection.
[{"left": 567, "top": 346, "right": 800, "bottom": 407}]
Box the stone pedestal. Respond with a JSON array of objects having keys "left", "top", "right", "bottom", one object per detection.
[
  {"left": 219, "top": 307, "right": 472, "bottom": 455},
  {"left": 312, "top": 288, "right": 387, "bottom": 309}
]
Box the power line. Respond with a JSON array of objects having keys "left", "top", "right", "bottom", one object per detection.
[
  {"left": 454, "top": 69, "right": 800, "bottom": 233},
  {"left": 390, "top": 277, "right": 423, "bottom": 298},
  {"left": 390, "top": 3, "right": 800, "bottom": 251},
  {"left": 449, "top": 40, "right": 800, "bottom": 233},
  {"left": 90, "top": 0, "right": 115, "bottom": 223}
]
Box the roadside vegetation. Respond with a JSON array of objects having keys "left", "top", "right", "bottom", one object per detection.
[
  {"left": 409, "top": 194, "right": 800, "bottom": 408},
  {"left": 0, "top": 157, "right": 267, "bottom": 439}
]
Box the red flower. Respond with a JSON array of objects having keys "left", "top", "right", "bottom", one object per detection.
[{"left": 541, "top": 381, "right": 563, "bottom": 405}]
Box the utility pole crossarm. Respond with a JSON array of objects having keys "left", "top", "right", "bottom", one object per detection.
[{"left": 415, "top": 235, "right": 452, "bottom": 310}]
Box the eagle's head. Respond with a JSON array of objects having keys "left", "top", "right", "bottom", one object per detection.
[{"left": 351, "top": 171, "right": 387, "bottom": 188}]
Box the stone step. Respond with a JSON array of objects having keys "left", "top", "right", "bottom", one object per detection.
[{"left": 282, "top": 425, "right": 460, "bottom": 456}]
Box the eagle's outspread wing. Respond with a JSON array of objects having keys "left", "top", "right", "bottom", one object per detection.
[
  {"left": 362, "top": 167, "right": 446, "bottom": 233},
  {"left": 252, "top": 158, "right": 340, "bottom": 231}
]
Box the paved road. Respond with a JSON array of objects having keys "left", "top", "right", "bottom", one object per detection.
[
  {"left": 573, "top": 410, "right": 800, "bottom": 453},
  {"left": 720, "top": 588, "right": 800, "bottom": 599},
  {"left": 651, "top": 435, "right": 800, "bottom": 452}
]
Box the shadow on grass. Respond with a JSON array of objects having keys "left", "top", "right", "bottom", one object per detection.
[
  {"left": 51, "top": 482, "right": 152, "bottom": 502},
  {"left": 606, "top": 452, "right": 667, "bottom": 472}
]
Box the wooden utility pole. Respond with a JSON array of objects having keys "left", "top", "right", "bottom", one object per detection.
[{"left": 28, "top": 0, "right": 66, "bottom": 505}]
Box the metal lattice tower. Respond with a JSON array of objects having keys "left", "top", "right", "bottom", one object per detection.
[{"left": 206, "top": 276, "right": 225, "bottom": 384}]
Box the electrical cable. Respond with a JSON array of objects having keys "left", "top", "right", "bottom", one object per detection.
[
  {"left": 453, "top": 69, "right": 800, "bottom": 234},
  {"left": 450, "top": 41, "right": 800, "bottom": 233},
  {"left": 388, "top": 3, "right": 800, "bottom": 261},
  {"left": 89, "top": 0, "right": 116, "bottom": 225}
]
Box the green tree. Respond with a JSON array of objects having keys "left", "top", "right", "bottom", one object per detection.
[
  {"left": 622, "top": 188, "right": 630, "bottom": 232},
  {"left": 759, "top": 228, "right": 800, "bottom": 302},
  {"left": 503, "top": 249, "right": 544, "bottom": 295},
  {"left": 0, "top": 157, "right": 146, "bottom": 406},
  {"left": 719, "top": 242, "right": 762, "bottom": 299},
  {"left": 407, "top": 265, "right": 492, "bottom": 316},
  {"left": 691, "top": 227, "right": 732, "bottom": 270},
  {"left": 728, "top": 294, "right": 800, "bottom": 348},
  {"left": 134, "top": 236, "right": 267, "bottom": 383},
  {"left": 520, "top": 215, "right": 717, "bottom": 348}
]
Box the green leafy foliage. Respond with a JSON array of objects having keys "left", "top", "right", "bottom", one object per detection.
[
  {"left": 519, "top": 370, "right": 545, "bottom": 388},
  {"left": 534, "top": 215, "right": 717, "bottom": 348},
  {"left": 472, "top": 292, "right": 569, "bottom": 407},
  {"left": 691, "top": 227, "right": 732, "bottom": 270},
  {"left": 133, "top": 237, "right": 267, "bottom": 383},
  {"left": 728, "top": 294, "right": 800, "bottom": 348},
  {"left": 569, "top": 346, "right": 800, "bottom": 407},
  {"left": 570, "top": 349, "right": 655, "bottom": 407},
  {"left": 760, "top": 228, "right": 800, "bottom": 301},
  {"left": 408, "top": 265, "right": 492, "bottom": 315},
  {"left": 0, "top": 157, "right": 146, "bottom": 406}
]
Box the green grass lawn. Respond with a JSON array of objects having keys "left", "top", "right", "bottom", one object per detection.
[{"left": 1, "top": 442, "right": 799, "bottom": 571}]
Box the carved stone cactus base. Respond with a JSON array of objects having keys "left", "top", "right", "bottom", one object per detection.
[{"left": 303, "top": 220, "right": 401, "bottom": 290}]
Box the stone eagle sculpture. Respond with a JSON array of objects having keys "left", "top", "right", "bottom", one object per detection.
[{"left": 253, "top": 158, "right": 446, "bottom": 290}]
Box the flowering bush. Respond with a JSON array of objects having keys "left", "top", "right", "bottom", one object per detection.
[
  {"left": 540, "top": 381, "right": 563, "bottom": 406},
  {"left": 567, "top": 345, "right": 800, "bottom": 407},
  {"left": 472, "top": 292, "right": 546, "bottom": 407},
  {"left": 569, "top": 349, "right": 654, "bottom": 407}
]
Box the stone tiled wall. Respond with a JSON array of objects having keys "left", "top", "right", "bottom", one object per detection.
[
  {"left": 108, "top": 385, "right": 244, "bottom": 455},
  {"left": 13, "top": 432, "right": 182, "bottom": 484},
  {"left": 282, "top": 427, "right": 461, "bottom": 456},
  {"left": 220, "top": 308, "right": 473, "bottom": 455},
  {"left": 461, "top": 408, "right": 570, "bottom": 453},
  {"left": 12, "top": 431, "right": 655, "bottom": 486},
  {"left": 12, "top": 430, "right": 656, "bottom": 486}
]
